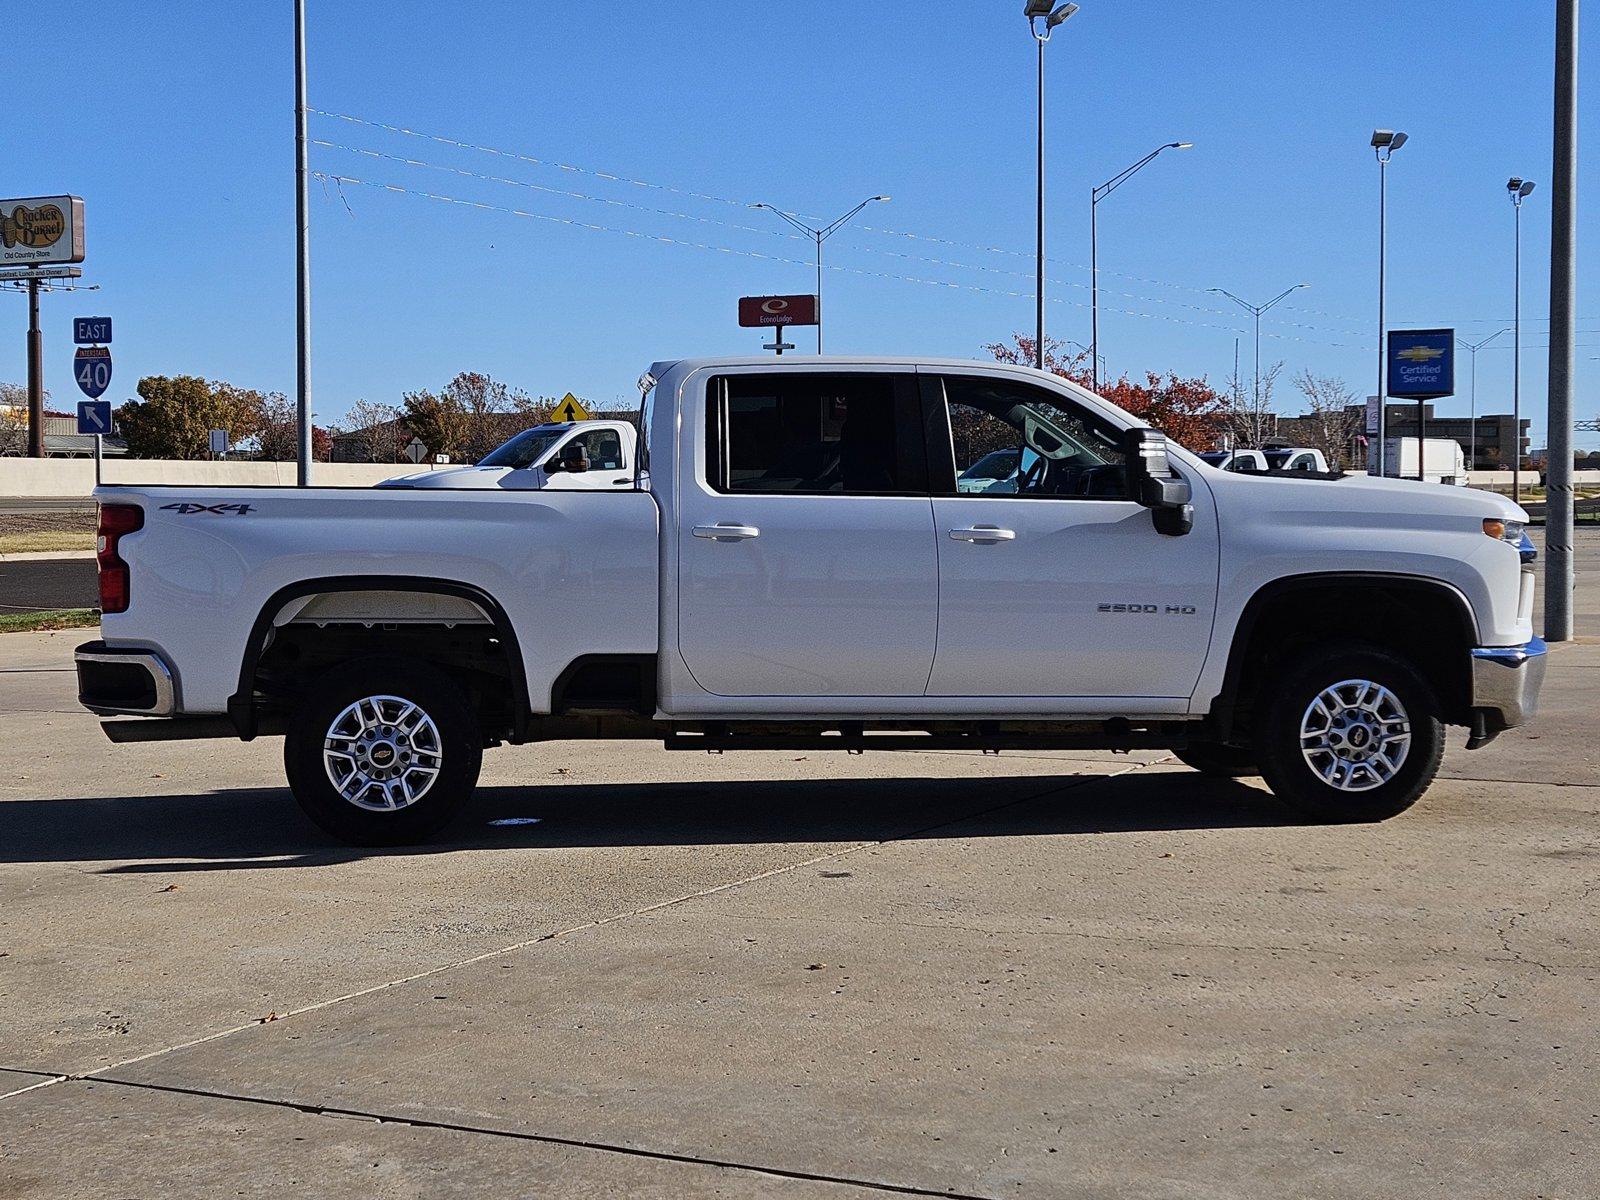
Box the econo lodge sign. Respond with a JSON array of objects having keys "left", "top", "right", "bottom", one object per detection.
[
  {"left": 0, "top": 196, "right": 86, "bottom": 267},
  {"left": 738, "top": 294, "right": 819, "bottom": 328}
]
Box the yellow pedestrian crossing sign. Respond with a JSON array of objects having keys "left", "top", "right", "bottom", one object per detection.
[{"left": 552, "top": 392, "right": 591, "bottom": 423}]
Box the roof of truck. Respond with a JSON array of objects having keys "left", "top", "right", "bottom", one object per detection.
[{"left": 651, "top": 355, "right": 1055, "bottom": 374}]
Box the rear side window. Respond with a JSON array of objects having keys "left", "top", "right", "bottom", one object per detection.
[{"left": 705, "top": 373, "right": 927, "bottom": 495}]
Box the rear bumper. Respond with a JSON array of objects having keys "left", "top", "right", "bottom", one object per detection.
[
  {"left": 75, "top": 640, "right": 177, "bottom": 716},
  {"left": 1470, "top": 636, "right": 1546, "bottom": 735}
]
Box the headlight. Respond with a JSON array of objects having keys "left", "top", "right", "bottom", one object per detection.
[{"left": 1483, "top": 517, "right": 1526, "bottom": 544}]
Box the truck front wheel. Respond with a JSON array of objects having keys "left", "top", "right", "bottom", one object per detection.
[
  {"left": 284, "top": 658, "right": 482, "bottom": 845},
  {"left": 1255, "top": 644, "right": 1444, "bottom": 823}
]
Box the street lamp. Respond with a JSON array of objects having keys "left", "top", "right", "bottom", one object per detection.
[
  {"left": 1209, "top": 283, "right": 1309, "bottom": 418},
  {"left": 1507, "top": 176, "right": 1536, "bottom": 504},
  {"left": 1458, "top": 328, "right": 1509, "bottom": 471},
  {"left": 1370, "top": 129, "right": 1407, "bottom": 477},
  {"left": 750, "top": 195, "right": 890, "bottom": 353},
  {"left": 1090, "top": 141, "right": 1192, "bottom": 390},
  {"left": 1025, "top": 0, "right": 1079, "bottom": 370}
]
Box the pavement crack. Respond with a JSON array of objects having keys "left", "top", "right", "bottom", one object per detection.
[{"left": 79, "top": 1076, "right": 997, "bottom": 1200}]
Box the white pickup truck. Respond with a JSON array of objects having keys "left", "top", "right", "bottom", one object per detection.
[
  {"left": 380, "top": 419, "right": 638, "bottom": 491},
  {"left": 76, "top": 356, "right": 1546, "bottom": 844}
]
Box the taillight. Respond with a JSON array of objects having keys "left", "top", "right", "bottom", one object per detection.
[{"left": 96, "top": 503, "right": 143, "bottom": 614}]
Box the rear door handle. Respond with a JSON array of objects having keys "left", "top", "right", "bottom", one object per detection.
[
  {"left": 948, "top": 525, "right": 1016, "bottom": 543},
  {"left": 692, "top": 523, "right": 761, "bottom": 541}
]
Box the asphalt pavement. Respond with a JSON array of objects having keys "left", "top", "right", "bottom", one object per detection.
[
  {"left": 0, "top": 535, "right": 1595, "bottom": 1197},
  {"left": 0, "top": 559, "right": 97, "bottom": 613}
]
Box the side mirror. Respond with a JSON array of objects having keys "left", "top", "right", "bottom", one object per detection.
[
  {"left": 548, "top": 444, "right": 590, "bottom": 474},
  {"left": 1121, "top": 427, "right": 1193, "bottom": 537}
]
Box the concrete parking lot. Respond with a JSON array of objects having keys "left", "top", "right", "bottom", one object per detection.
[{"left": 1, "top": 537, "right": 1595, "bottom": 1197}]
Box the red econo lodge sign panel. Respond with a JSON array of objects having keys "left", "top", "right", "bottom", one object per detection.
[{"left": 738, "top": 294, "right": 819, "bottom": 327}]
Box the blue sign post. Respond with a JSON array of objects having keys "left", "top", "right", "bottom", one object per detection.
[{"left": 1386, "top": 328, "right": 1455, "bottom": 482}]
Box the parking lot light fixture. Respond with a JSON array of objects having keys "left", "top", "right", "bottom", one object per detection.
[
  {"left": 1507, "top": 177, "right": 1536, "bottom": 504},
  {"left": 1370, "top": 129, "right": 1408, "bottom": 476}
]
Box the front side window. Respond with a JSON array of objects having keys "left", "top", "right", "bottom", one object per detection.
[
  {"left": 705, "top": 373, "right": 925, "bottom": 495},
  {"left": 939, "top": 375, "right": 1128, "bottom": 500},
  {"left": 573, "top": 426, "right": 625, "bottom": 470}
]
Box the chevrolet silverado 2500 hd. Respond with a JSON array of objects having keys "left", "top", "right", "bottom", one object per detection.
[{"left": 76, "top": 357, "right": 1545, "bottom": 844}]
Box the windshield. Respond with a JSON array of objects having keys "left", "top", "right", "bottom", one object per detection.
[
  {"left": 960, "top": 449, "right": 1020, "bottom": 481},
  {"left": 1198, "top": 452, "right": 1229, "bottom": 466},
  {"left": 478, "top": 426, "right": 566, "bottom": 469}
]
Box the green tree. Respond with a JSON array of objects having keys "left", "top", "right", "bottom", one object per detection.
[
  {"left": 117, "top": 376, "right": 265, "bottom": 459},
  {"left": 400, "top": 388, "right": 468, "bottom": 461}
]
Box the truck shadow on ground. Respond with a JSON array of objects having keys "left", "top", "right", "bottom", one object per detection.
[{"left": 2, "top": 772, "right": 1295, "bottom": 871}]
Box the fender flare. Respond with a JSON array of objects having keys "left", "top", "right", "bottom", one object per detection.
[
  {"left": 1209, "top": 572, "right": 1478, "bottom": 740},
  {"left": 227, "top": 575, "right": 529, "bottom": 741}
]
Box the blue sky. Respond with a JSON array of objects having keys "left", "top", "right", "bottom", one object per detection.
[{"left": 6, "top": 1, "right": 1595, "bottom": 445}]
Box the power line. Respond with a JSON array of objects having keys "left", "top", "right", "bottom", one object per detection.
[{"left": 316, "top": 171, "right": 1358, "bottom": 345}]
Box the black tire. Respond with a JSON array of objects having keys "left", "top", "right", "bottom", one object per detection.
[
  {"left": 1173, "top": 740, "right": 1259, "bottom": 778},
  {"left": 284, "top": 657, "right": 482, "bottom": 845},
  {"left": 1255, "top": 642, "right": 1444, "bottom": 823}
]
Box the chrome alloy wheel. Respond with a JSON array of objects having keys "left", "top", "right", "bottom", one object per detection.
[
  {"left": 1299, "top": 678, "right": 1412, "bottom": 792},
  {"left": 322, "top": 694, "right": 443, "bottom": 811}
]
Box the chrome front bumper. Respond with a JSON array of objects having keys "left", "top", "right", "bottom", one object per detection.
[{"left": 1470, "top": 637, "right": 1547, "bottom": 733}]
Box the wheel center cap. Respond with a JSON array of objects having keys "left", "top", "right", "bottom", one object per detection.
[{"left": 370, "top": 742, "right": 397, "bottom": 766}]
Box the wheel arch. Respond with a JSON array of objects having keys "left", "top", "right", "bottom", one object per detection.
[
  {"left": 227, "top": 575, "right": 530, "bottom": 741},
  {"left": 1210, "top": 572, "right": 1478, "bottom": 741}
]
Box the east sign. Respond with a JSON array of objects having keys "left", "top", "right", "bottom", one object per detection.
[
  {"left": 1386, "top": 328, "right": 1455, "bottom": 400},
  {"left": 0, "top": 196, "right": 86, "bottom": 267}
]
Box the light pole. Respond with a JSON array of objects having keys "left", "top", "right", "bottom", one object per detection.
[
  {"left": 1458, "top": 328, "right": 1509, "bottom": 471},
  {"left": 750, "top": 196, "right": 890, "bottom": 353},
  {"left": 1090, "top": 141, "right": 1191, "bottom": 390},
  {"left": 1507, "top": 176, "right": 1535, "bottom": 505},
  {"left": 294, "top": 0, "right": 313, "bottom": 485},
  {"left": 1025, "top": 0, "right": 1078, "bottom": 370},
  {"left": 1209, "top": 284, "right": 1309, "bottom": 427},
  {"left": 1370, "top": 129, "right": 1407, "bottom": 476}
]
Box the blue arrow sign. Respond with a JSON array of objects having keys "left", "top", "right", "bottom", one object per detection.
[{"left": 77, "top": 399, "right": 112, "bottom": 435}]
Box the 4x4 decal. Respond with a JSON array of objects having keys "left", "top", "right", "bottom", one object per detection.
[{"left": 159, "top": 502, "right": 254, "bottom": 516}]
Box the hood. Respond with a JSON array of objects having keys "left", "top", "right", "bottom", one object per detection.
[
  {"left": 377, "top": 465, "right": 517, "bottom": 489},
  {"left": 1324, "top": 472, "right": 1529, "bottom": 523}
]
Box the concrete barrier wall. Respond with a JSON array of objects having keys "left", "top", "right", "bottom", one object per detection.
[
  {"left": 0, "top": 459, "right": 413, "bottom": 497},
  {"left": 1468, "top": 469, "right": 1600, "bottom": 488}
]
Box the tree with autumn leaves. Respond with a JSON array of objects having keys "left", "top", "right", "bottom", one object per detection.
[{"left": 985, "top": 333, "right": 1226, "bottom": 451}]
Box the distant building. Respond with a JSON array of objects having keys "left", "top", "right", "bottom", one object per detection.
[{"left": 1270, "top": 404, "right": 1528, "bottom": 471}]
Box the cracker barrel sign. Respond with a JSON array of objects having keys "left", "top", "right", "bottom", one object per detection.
[{"left": 0, "top": 196, "right": 85, "bottom": 267}]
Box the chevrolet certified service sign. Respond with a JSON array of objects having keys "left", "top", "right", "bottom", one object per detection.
[
  {"left": 1386, "top": 328, "right": 1455, "bottom": 400},
  {"left": 0, "top": 196, "right": 86, "bottom": 267}
]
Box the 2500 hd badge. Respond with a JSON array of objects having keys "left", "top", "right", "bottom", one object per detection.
[{"left": 1098, "top": 602, "right": 1198, "bottom": 615}]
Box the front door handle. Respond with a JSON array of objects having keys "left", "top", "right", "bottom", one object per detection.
[
  {"left": 948, "top": 525, "right": 1016, "bottom": 543},
  {"left": 692, "top": 523, "right": 761, "bottom": 542}
]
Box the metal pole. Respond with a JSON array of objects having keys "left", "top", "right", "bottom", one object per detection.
[
  {"left": 294, "top": 0, "right": 313, "bottom": 486},
  {"left": 1513, "top": 198, "right": 1522, "bottom": 504},
  {"left": 26, "top": 277, "right": 44, "bottom": 458},
  {"left": 815, "top": 232, "right": 823, "bottom": 354},
  {"left": 1090, "top": 194, "right": 1098, "bottom": 388},
  {"left": 1417, "top": 399, "right": 1426, "bottom": 481},
  {"left": 94, "top": 432, "right": 103, "bottom": 486},
  {"left": 1545, "top": 0, "right": 1579, "bottom": 642},
  {"left": 1375, "top": 156, "right": 1388, "bottom": 477},
  {"left": 1469, "top": 347, "right": 1477, "bottom": 469},
  {"left": 1034, "top": 34, "right": 1045, "bottom": 370},
  {"left": 1252, "top": 309, "right": 1261, "bottom": 415}
]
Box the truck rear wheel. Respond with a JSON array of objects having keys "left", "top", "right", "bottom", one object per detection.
[
  {"left": 284, "top": 658, "right": 482, "bottom": 845},
  {"left": 1255, "top": 643, "right": 1443, "bottom": 823},
  {"left": 1173, "top": 741, "right": 1258, "bottom": 777}
]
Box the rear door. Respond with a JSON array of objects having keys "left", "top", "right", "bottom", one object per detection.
[
  {"left": 924, "top": 370, "right": 1219, "bottom": 703},
  {"left": 676, "top": 369, "right": 938, "bottom": 697}
]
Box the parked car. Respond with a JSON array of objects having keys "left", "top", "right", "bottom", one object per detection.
[
  {"left": 77, "top": 356, "right": 1544, "bottom": 844},
  {"left": 1263, "top": 447, "right": 1331, "bottom": 473},
  {"left": 380, "top": 420, "right": 637, "bottom": 490},
  {"left": 1197, "top": 448, "right": 1269, "bottom": 473}
]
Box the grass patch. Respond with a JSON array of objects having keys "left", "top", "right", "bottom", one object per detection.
[
  {"left": 0, "top": 531, "right": 96, "bottom": 555},
  {"left": 0, "top": 608, "right": 100, "bottom": 633}
]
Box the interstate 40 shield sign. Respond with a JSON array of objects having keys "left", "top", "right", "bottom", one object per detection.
[{"left": 74, "top": 345, "right": 112, "bottom": 399}]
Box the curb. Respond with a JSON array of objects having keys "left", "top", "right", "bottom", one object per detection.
[{"left": 0, "top": 551, "right": 97, "bottom": 562}]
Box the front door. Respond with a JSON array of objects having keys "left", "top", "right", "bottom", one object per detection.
[
  {"left": 925, "top": 370, "right": 1219, "bottom": 703},
  {"left": 676, "top": 370, "right": 938, "bottom": 697}
]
